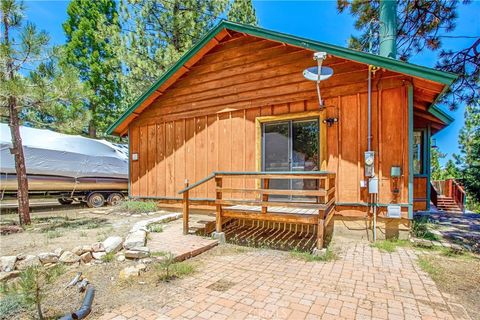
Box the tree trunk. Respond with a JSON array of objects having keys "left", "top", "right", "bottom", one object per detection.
[
  {"left": 8, "top": 101, "right": 31, "bottom": 225},
  {"left": 88, "top": 119, "right": 96, "bottom": 138},
  {"left": 3, "top": 9, "right": 30, "bottom": 225}
]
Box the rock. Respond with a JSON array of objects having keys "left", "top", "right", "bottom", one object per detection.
[
  {"left": 116, "top": 253, "right": 126, "bottom": 262},
  {"left": 119, "top": 266, "right": 139, "bottom": 280},
  {"left": 54, "top": 248, "right": 64, "bottom": 256},
  {"left": 0, "top": 256, "right": 17, "bottom": 272},
  {"left": 16, "top": 253, "right": 26, "bottom": 260},
  {"left": 103, "top": 236, "right": 123, "bottom": 254},
  {"left": 140, "top": 258, "right": 153, "bottom": 264},
  {"left": 135, "top": 263, "right": 147, "bottom": 272},
  {"left": 92, "top": 252, "right": 106, "bottom": 260},
  {"left": 16, "top": 255, "right": 41, "bottom": 270},
  {"left": 72, "top": 246, "right": 86, "bottom": 256},
  {"left": 37, "top": 252, "right": 58, "bottom": 264},
  {"left": 80, "top": 252, "right": 93, "bottom": 263},
  {"left": 0, "top": 271, "right": 20, "bottom": 282},
  {"left": 124, "top": 230, "right": 146, "bottom": 250},
  {"left": 59, "top": 251, "right": 80, "bottom": 264},
  {"left": 124, "top": 247, "right": 150, "bottom": 259},
  {"left": 91, "top": 242, "right": 105, "bottom": 252},
  {"left": 82, "top": 245, "right": 93, "bottom": 252}
]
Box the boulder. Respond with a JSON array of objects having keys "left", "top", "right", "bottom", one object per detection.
[
  {"left": 124, "top": 230, "right": 146, "bottom": 250},
  {"left": 54, "top": 248, "right": 64, "bottom": 256},
  {"left": 91, "top": 242, "right": 105, "bottom": 252},
  {"left": 16, "top": 255, "right": 41, "bottom": 270},
  {"left": 72, "top": 246, "right": 86, "bottom": 256},
  {"left": 80, "top": 252, "right": 93, "bottom": 263},
  {"left": 124, "top": 247, "right": 150, "bottom": 259},
  {"left": 59, "top": 251, "right": 80, "bottom": 264},
  {"left": 92, "top": 252, "right": 106, "bottom": 260},
  {"left": 37, "top": 252, "right": 58, "bottom": 264},
  {"left": 0, "top": 256, "right": 17, "bottom": 272},
  {"left": 0, "top": 271, "right": 20, "bottom": 282},
  {"left": 119, "top": 266, "right": 139, "bottom": 280},
  {"left": 82, "top": 245, "right": 93, "bottom": 252},
  {"left": 103, "top": 236, "right": 123, "bottom": 254}
]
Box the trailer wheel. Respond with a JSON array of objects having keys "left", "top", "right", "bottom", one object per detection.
[
  {"left": 86, "top": 192, "right": 105, "bottom": 208},
  {"left": 58, "top": 198, "right": 74, "bottom": 205},
  {"left": 107, "top": 193, "right": 124, "bottom": 206}
]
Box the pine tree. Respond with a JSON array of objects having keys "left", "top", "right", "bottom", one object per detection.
[
  {"left": 63, "top": 0, "right": 121, "bottom": 137},
  {"left": 0, "top": 0, "right": 88, "bottom": 225},
  {"left": 431, "top": 147, "right": 446, "bottom": 181},
  {"left": 456, "top": 103, "right": 480, "bottom": 207},
  {"left": 228, "top": 0, "right": 258, "bottom": 25},
  {"left": 443, "top": 159, "right": 459, "bottom": 179},
  {"left": 336, "top": 0, "right": 479, "bottom": 110},
  {"left": 118, "top": 0, "right": 257, "bottom": 107}
]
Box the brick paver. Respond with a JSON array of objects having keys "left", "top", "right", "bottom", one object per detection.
[{"left": 98, "top": 242, "right": 470, "bottom": 320}]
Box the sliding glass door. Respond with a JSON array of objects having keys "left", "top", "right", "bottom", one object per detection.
[{"left": 262, "top": 118, "right": 319, "bottom": 201}]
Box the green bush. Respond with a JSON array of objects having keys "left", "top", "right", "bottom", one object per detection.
[
  {"left": 101, "top": 252, "right": 115, "bottom": 263},
  {"left": 155, "top": 252, "right": 196, "bottom": 281},
  {"left": 412, "top": 217, "right": 439, "bottom": 241},
  {"left": 120, "top": 201, "right": 158, "bottom": 214}
]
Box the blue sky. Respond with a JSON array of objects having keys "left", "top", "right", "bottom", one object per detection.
[{"left": 25, "top": 1, "right": 480, "bottom": 165}]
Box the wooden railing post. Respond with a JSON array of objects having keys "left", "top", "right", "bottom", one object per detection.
[
  {"left": 215, "top": 176, "right": 223, "bottom": 232},
  {"left": 261, "top": 178, "right": 269, "bottom": 214},
  {"left": 183, "top": 179, "right": 189, "bottom": 235}
]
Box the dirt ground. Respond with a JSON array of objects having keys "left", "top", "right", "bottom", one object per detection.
[
  {"left": 0, "top": 203, "right": 149, "bottom": 257},
  {"left": 418, "top": 251, "right": 480, "bottom": 320}
]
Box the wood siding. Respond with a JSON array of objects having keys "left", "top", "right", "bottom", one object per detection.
[{"left": 128, "top": 34, "right": 411, "bottom": 217}]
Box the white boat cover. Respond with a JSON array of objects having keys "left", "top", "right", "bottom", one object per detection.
[{"left": 0, "top": 123, "right": 128, "bottom": 179}]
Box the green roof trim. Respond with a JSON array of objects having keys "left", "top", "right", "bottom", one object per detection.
[
  {"left": 428, "top": 105, "right": 454, "bottom": 125},
  {"left": 107, "top": 20, "right": 457, "bottom": 135}
]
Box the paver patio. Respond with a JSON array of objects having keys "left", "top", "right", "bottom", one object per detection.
[{"left": 97, "top": 242, "right": 470, "bottom": 320}]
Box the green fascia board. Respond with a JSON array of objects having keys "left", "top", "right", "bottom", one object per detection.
[
  {"left": 107, "top": 20, "right": 458, "bottom": 135},
  {"left": 428, "top": 104, "right": 454, "bottom": 125}
]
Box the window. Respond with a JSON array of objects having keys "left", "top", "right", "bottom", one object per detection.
[{"left": 413, "top": 131, "right": 424, "bottom": 174}]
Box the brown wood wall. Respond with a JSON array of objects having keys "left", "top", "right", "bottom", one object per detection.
[{"left": 128, "top": 33, "right": 411, "bottom": 215}]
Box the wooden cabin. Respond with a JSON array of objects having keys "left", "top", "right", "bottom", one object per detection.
[{"left": 107, "top": 21, "right": 455, "bottom": 249}]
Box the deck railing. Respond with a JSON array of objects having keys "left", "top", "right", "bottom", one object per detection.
[
  {"left": 432, "top": 178, "right": 466, "bottom": 212},
  {"left": 179, "top": 171, "right": 336, "bottom": 248}
]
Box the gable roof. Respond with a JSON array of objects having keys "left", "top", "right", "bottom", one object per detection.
[{"left": 107, "top": 20, "right": 457, "bottom": 135}]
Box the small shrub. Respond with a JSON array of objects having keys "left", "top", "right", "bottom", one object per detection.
[
  {"left": 371, "top": 239, "right": 410, "bottom": 253},
  {"left": 45, "top": 230, "right": 63, "bottom": 239},
  {"left": 412, "top": 217, "right": 439, "bottom": 241},
  {"left": 101, "top": 252, "right": 115, "bottom": 263},
  {"left": 148, "top": 223, "right": 163, "bottom": 233},
  {"left": 155, "top": 252, "right": 196, "bottom": 282},
  {"left": 120, "top": 200, "right": 158, "bottom": 214}
]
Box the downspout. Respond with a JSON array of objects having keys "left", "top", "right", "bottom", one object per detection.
[{"left": 367, "top": 65, "right": 377, "bottom": 241}]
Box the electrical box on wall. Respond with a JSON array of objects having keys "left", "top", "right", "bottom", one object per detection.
[
  {"left": 364, "top": 151, "right": 375, "bottom": 177},
  {"left": 132, "top": 153, "right": 138, "bottom": 161},
  {"left": 387, "top": 205, "right": 401, "bottom": 218},
  {"left": 368, "top": 177, "right": 378, "bottom": 194},
  {"left": 391, "top": 166, "right": 401, "bottom": 177}
]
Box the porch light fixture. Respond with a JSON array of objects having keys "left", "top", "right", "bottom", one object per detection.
[{"left": 302, "top": 52, "right": 334, "bottom": 108}]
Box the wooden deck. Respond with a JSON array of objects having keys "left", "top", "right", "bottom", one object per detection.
[{"left": 180, "top": 171, "right": 336, "bottom": 250}]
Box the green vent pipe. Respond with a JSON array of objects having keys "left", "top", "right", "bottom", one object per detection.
[{"left": 379, "top": 0, "right": 397, "bottom": 59}]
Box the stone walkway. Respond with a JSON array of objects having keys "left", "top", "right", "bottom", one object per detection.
[
  {"left": 97, "top": 242, "right": 470, "bottom": 320},
  {"left": 415, "top": 212, "right": 480, "bottom": 253}
]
